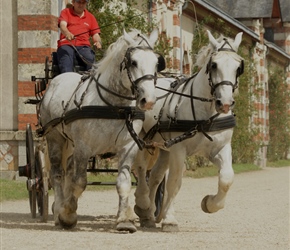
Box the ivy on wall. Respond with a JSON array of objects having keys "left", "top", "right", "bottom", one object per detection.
[
  {"left": 231, "top": 48, "right": 260, "bottom": 164},
  {"left": 268, "top": 66, "right": 290, "bottom": 161},
  {"left": 86, "top": 3, "right": 289, "bottom": 164},
  {"left": 191, "top": 17, "right": 260, "bottom": 164},
  {"left": 88, "top": 0, "right": 172, "bottom": 61}
]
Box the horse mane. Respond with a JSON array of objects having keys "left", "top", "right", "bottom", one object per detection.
[
  {"left": 92, "top": 29, "right": 151, "bottom": 96},
  {"left": 95, "top": 29, "right": 144, "bottom": 74}
]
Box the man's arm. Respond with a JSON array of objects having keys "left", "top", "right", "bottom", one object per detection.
[{"left": 59, "top": 20, "right": 74, "bottom": 40}]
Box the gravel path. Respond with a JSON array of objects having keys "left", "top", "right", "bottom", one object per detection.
[{"left": 1, "top": 167, "right": 289, "bottom": 250}]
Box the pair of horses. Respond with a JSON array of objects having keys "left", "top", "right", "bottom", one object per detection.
[{"left": 39, "top": 28, "right": 244, "bottom": 233}]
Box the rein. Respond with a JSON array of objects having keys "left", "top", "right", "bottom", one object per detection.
[
  {"left": 68, "top": 40, "right": 95, "bottom": 67},
  {"left": 94, "top": 75, "right": 136, "bottom": 106},
  {"left": 142, "top": 39, "right": 243, "bottom": 149},
  {"left": 120, "top": 45, "right": 157, "bottom": 95},
  {"left": 38, "top": 39, "right": 159, "bottom": 150},
  {"left": 206, "top": 38, "right": 244, "bottom": 95}
]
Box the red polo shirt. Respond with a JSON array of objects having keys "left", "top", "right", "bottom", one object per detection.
[{"left": 57, "top": 7, "right": 100, "bottom": 48}]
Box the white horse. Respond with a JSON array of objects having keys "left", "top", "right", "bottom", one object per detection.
[
  {"left": 38, "top": 29, "right": 162, "bottom": 232},
  {"left": 133, "top": 30, "right": 244, "bottom": 231}
]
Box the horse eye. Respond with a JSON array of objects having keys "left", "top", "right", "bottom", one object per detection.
[
  {"left": 211, "top": 62, "right": 217, "bottom": 70},
  {"left": 131, "top": 60, "right": 137, "bottom": 67}
]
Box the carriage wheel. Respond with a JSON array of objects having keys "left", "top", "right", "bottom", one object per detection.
[
  {"left": 35, "top": 149, "right": 49, "bottom": 222},
  {"left": 26, "top": 124, "right": 37, "bottom": 218}
]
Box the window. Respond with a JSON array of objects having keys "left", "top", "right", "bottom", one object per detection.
[{"left": 264, "top": 28, "right": 274, "bottom": 42}]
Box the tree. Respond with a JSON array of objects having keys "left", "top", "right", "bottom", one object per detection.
[{"left": 88, "top": 0, "right": 158, "bottom": 61}]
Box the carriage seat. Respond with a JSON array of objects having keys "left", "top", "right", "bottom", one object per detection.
[{"left": 51, "top": 52, "right": 87, "bottom": 78}]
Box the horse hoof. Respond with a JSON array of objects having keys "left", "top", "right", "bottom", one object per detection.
[
  {"left": 201, "top": 195, "right": 211, "bottom": 213},
  {"left": 116, "top": 222, "right": 137, "bottom": 233},
  {"left": 134, "top": 205, "right": 147, "bottom": 218},
  {"left": 58, "top": 214, "right": 77, "bottom": 229},
  {"left": 140, "top": 219, "right": 156, "bottom": 228},
  {"left": 162, "top": 223, "right": 179, "bottom": 232}
]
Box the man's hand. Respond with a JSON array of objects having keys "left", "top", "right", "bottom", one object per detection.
[
  {"left": 94, "top": 40, "right": 102, "bottom": 49},
  {"left": 65, "top": 32, "right": 75, "bottom": 41},
  {"left": 93, "top": 33, "right": 102, "bottom": 49}
]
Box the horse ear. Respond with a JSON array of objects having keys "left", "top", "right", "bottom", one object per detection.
[
  {"left": 123, "top": 29, "right": 135, "bottom": 45},
  {"left": 207, "top": 30, "right": 219, "bottom": 50},
  {"left": 148, "top": 28, "right": 159, "bottom": 47},
  {"left": 155, "top": 52, "right": 166, "bottom": 72},
  {"left": 233, "top": 32, "right": 243, "bottom": 51}
]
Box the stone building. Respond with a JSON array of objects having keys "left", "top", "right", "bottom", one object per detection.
[{"left": 0, "top": 0, "right": 289, "bottom": 179}]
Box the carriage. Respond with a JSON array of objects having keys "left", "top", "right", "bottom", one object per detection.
[{"left": 18, "top": 29, "right": 244, "bottom": 233}]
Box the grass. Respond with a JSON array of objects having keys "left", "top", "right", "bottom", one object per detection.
[
  {"left": 184, "top": 163, "right": 261, "bottom": 178},
  {"left": 266, "top": 159, "right": 290, "bottom": 168},
  {"left": 0, "top": 173, "right": 128, "bottom": 202},
  {"left": 86, "top": 173, "right": 138, "bottom": 191},
  {"left": 0, "top": 179, "right": 28, "bottom": 202},
  {"left": 0, "top": 161, "right": 288, "bottom": 202}
]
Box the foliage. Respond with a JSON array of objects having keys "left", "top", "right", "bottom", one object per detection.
[
  {"left": 231, "top": 47, "right": 260, "bottom": 163},
  {"left": 0, "top": 179, "right": 28, "bottom": 202},
  {"left": 267, "top": 67, "right": 290, "bottom": 161},
  {"left": 184, "top": 163, "right": 260, "bottom": 178},
  {"left": 266, "top": 159, "right": 290, "bottom": 167},
  {"left": 191, "top": 17, "right": 259, "bottom": 164},
  {"left": 185, "top": 155, "right": 213, "bottom": 171},
  {"left": 88, "top": 0, "right": 172, "bottom": 61}
]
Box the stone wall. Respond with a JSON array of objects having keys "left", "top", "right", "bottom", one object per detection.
[
  {"left": 0, "top": 0, "right": 19, "bottom": 177},
  {"left": 1, "top": 0, "right": 289, "bottom": 178},
  {"left": 0, "top": 0, "right": 62, "bottom": 178}
]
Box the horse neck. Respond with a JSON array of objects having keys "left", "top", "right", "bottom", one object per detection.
[
  {"left": 94, "top": 66, "right": 133, "bottom": 107},
  {"left": 92, "top": 41, "right": 136, "bottom": 106},
  {"left": 182, "top": 67, "right": 216, "bottom": 120}
]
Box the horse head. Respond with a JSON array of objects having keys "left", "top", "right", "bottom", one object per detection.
[
  {"left": 120, "top": 29, "right": 161, "bottom": 110},
  {"left": 206, "top": 30, "right": 244, "bottom": 114}
]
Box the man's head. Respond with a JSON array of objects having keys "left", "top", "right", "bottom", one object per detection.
[
  {"left": 73, "top": 0, "right": 89, "bottom": 3},
  {"left": 72, "top": 0, "right": 88, "bottom": 13}
]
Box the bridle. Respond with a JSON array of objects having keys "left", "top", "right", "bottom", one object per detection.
[
  {"left": 141, "top": 39, "right": 244, "bottom": 148},
  {"left": 93, "top": 44, "right": 158, "bottom": 107},
  {"left": 120, "top": 46, "right": 157, "bottom": 96},
  {"left": 206, "top": 38, "right": 244, "bottom": 96}
]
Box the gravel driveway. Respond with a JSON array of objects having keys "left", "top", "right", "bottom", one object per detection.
[{"left": 1, "top": 167, "right": 289, "bottom": 250}]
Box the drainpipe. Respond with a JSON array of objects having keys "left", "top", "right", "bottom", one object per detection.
[
  {"left": 179, "top": 1, "right": 188, "bottom": 74},
  {"left": 261, "top": 18, "right": 267, "bottom": 168},
  {"left": 148, "top": 0, "right": 152, "bottom": 24}
]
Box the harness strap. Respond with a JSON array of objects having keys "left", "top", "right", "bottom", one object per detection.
[
  {"left": 143, "top": 114, "right": 236, "bottom": 148},
  {"left": 36, "top": 106, "right": 145, "bottom": 138}
]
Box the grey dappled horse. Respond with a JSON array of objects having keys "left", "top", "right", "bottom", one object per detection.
[{"left": 39, "top": 29, "right": 161, "bottom": 232}]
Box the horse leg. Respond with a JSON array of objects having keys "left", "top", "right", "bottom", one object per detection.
[
  {"left": 133, "top": 148, "right": 159, "bottom": 228},
  {"left": 201, "top": 143, "right": 234, "bottom": 213},
  {"left": 46, "top": 133, "right": 65, "bottom": 227},
  {"left": 136, "top": 150, "right": 170, "bottom": 228},
  {"left": 58, "top": 149, "right": 88, "bottom": 229},
  {"left": 160, "top": 150, "right": 185, "bottom": 232},
  {"left": 116, "top": 144, "right": 139, "bottom": 233}
]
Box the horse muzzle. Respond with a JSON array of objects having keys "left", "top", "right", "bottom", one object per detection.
[
  {"left": 138, "top": 96, "right": 156, "bottom": 110},
  {"left": 215, "top": 99, "right": 235, "bottom": 114}
]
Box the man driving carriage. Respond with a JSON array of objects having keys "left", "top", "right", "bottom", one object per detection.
[{"left": 57, "top": 0, "right": 102, "bottom": 73}]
